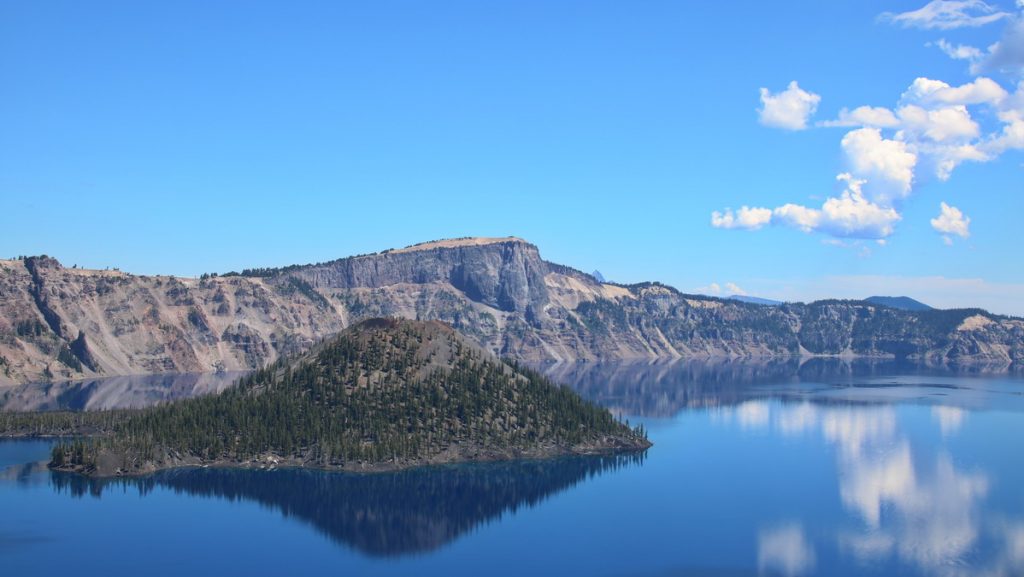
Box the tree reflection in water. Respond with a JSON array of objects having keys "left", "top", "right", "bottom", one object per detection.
[{"left": 49, "top": 453, "right": 645, "bottom": 557}]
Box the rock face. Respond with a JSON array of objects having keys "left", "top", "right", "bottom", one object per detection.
[{"left": 1, "top": 237, "right": 1022, "bottom": 384}]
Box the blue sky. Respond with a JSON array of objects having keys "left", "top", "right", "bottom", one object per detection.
[{"left": 2, "top": 1, "right": 1022, "bottom": 314}]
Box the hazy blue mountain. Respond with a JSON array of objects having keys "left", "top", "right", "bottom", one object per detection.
[
  {"left": 727, "top": 295, "right": 783, "bottom": 306},
  {"left": 865, "top": 296, "right": 934, "bottom": 311}
]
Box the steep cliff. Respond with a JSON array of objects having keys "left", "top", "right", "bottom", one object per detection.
[{"left": 1, "top": 237, "right": 1022, "bottom": 384}]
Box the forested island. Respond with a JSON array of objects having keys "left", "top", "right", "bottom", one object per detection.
[{"left": 0, "top": 319, "right": 649, "bottom": 477}]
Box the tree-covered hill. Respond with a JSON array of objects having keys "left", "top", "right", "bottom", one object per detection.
[{"left": 43, "top": 318, "right": 649, "bottom": 477}]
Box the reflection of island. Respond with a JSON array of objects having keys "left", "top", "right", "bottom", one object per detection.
[
  {"left": 49, "top": 453, "right": 645, "bottom": 557},
  {"left": 0, "top": 372, "right": 248, "bottom": 412},
  {"left": 542, "top": 358, "right": 1022, "bottom": 418}
]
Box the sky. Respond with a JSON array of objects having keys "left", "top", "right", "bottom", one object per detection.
[{"left": 1, "top": 1, "right": 1022, "bottom": 315}]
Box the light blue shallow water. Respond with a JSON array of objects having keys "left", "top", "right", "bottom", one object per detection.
[{"left": 2, "top": 360, "right": 1023, "bottom": 576}]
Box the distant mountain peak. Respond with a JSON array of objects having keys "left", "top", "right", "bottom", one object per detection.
[
  {"left": 865, "top": 296, "right": 933, "bottom": 311},
  {"left": 591, "top": 270, "right": 606, "bottom": 283}
]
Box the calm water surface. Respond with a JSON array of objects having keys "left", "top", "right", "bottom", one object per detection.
[{"left": 2, "top": 359, "right": 1023, "bottom": 576}]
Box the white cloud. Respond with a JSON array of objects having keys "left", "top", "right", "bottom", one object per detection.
[
  {"left": 820, "top": 106, "right": 901, "bottom": 128},
  {"left": 980, "top": 15, "right": 1024, "bottom": 73},
  {"left": 922, "top": 141, "right": 990, "bottom": 180},
  {"left": 880, "top": 0, "right": 1010, "bottom": 30},
  {"left": 711, "top": 206, "right": 773, "bottom": 230},
  {"left": 897, "top": 105, "right": 980, "bottom": 142},
  {"left": 985, "top": 81, "right": 1024, "bottom": 153},
  {"left": 730, "top": 69, "right": 1021, "bottom": 246},
  {"left": 725, "top": 282, "right": 747, "bottom": 296},
  {"left": 931, "top": 38, "right": 985, "bottom": 61},
  {"left": 774, "top": 203, "right": 823, "bottom": 233},
  {"left": 841, "top": 128, "right": 917, "bottom": 201},
  {"left": 902, "top": 77, "right": 1008, "bottom": 107},
  {"left": 713, "top": 174, "right": 902, "bottom": 240},
  {"left": 930, "top": 202, "right": 971, "bottom": 243},
  {"left": 817, "top": 175, "right": 903, "bottom": 237},
  {"left": 759, "top": 81, "right": 821, "bottom": 130},
  {"left": 986, "top": 114, "right": 1024, "bottom": 152},
  {"left": 695, "top": 282, "right": 722, "bottom": 295},
  {"left": 696, "top": 281, "right": 748, "bottom": 297}
]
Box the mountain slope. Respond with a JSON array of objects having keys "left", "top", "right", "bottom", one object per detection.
[
  {"left": 1, "top": 237, "right": 1022, "bottom": 384},
  {"left": 48, "top": 318, "right": 650, "bottom": 476}
]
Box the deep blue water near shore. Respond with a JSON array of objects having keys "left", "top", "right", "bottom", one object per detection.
[{"left": 2, "top": 360, "right": 1023, "bottom": 576}]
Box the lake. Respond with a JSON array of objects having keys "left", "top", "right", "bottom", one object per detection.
[{"left": 2, "top": 359, "right": 1023, "bottom": 576}]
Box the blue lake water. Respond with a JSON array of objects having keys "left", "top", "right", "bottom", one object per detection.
[{"left": 2, "top": 359, "right": 1023, "bottom": 576}]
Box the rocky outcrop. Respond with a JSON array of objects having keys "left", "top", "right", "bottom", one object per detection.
[{"left": 1, "top": 237, "right": 1022, "bottom": 384}]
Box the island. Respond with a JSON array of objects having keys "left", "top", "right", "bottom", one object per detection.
[{"left": 2, "top": 318, "right": 650, "bottom": 477}]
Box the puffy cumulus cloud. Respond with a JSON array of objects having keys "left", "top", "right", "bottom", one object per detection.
[
  {"left": 821, "top": 76, "right": 1013, "bottom": 194},
  {"left": 986, "top": 113, "right": 1024, "bottom": 152},
  {"left": 714, "top": 175, "right": 902, "bottom": 240},
  {"left": 897, "top": 104, "right": 980, "bottom": 142},
  {"left": 840, "top": 128, "right": 917, "bottom": 201},
  {"left": 816, "top": 175, "right": 903, "bottom": 237},
  {"left": 759, "top": 81, "right": 821, "bottom": 130},
  {"left": 819, "top": 106, "right": 901, "bottom": 128},
  {"left": 773, "top": 203, "right": 823, "bottom": 233},
  {"left": 902, "top": 76, "right": 1007, "bottom": 106},
  {"left": 722, "top": 69, "right": 1021, "bottom": 245},
  {"left": 880, "top": 0, "right": 1010, "bottom": 30},
  {"left": 985, "top": 81, "right": 1024, "bottom": 153},
  {"left": 931, "top": 202, "right": 971, "bottom": 244},
  {"left": 711, "top": 206, "right": 772, "bottom": 230}
]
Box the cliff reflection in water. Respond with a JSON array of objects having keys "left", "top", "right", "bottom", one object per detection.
[
  {"left": 49, "top": 453, "right": 645, "bottom": 557},
  {"left": 543, "top": 357, "right": 1021, "bottom": 417},
  {"left": 0, "top": 371, "right": 248, "bottom": 412}
]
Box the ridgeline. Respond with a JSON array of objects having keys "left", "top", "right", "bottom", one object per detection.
[{"left": 4, "top": 238, "right": 1021, "bottom": 387}]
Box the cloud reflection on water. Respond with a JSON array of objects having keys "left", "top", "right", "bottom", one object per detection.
[
  {"left": 716, "top": 399, "right": 1019, "bottom": 576},
  {"left": 758, "top": 523, "right": 816, "bottom": 577}
]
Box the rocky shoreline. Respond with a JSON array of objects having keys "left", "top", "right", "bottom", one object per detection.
[{"left": 49, "top": 435, "right": 652, "bottom": 478}]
